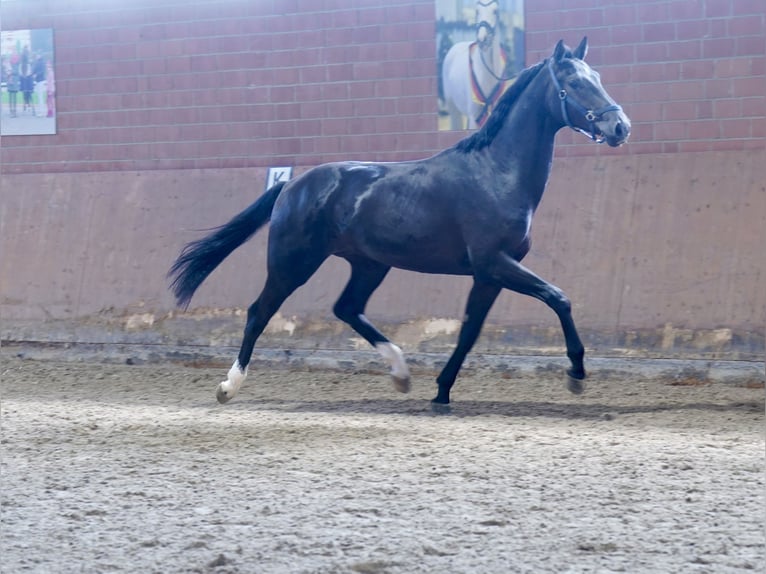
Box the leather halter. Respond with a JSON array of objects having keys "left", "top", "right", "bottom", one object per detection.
[{"left": 547, "top": 58, "right": 622, "bottom": 143}]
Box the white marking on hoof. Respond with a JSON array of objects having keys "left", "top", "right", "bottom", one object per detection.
[
  {"left": 376, "top": 342, "right": 411, "bottom": 394},
  {"left": 392, "top": 375, "right": 411, "bottom": 394},
  {"left": 216, "top": 361, "right": 247, "bottom": 404}
]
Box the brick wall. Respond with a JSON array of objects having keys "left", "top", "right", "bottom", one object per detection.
[
  {"left": 526, "top": 0, "right": 765, "bottom": 155},
  {"left": 2, "top": 0, "right": 764, "bottom": 174}
]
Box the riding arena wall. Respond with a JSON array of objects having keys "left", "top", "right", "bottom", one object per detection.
[{"left": 1, "top": 0, "right": 764, "bottom": 368}]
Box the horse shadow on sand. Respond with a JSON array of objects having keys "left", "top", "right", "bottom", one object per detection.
[{"left": 228, "top": 396, "right": 764, "bottom": 420}]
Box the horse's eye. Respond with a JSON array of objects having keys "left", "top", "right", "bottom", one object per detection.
[{"left": 570, "top": 79, "right": 582, "bottom": 89}]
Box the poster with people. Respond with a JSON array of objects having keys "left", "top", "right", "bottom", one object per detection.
[
  {"left": 1, "top": 28, "right": 56, "bottom": 135},
  {"left": 437, "top": 0, "right": 524, "bottom": 131}
]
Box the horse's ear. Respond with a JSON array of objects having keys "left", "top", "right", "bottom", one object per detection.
[
  {"left": 553, "top": 40, "right": 567, "bottom": 62},
  {"left": 573, "top": 36, "right": 588, "bottom": 60}
]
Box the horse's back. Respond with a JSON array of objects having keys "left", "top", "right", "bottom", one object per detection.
[{"left": 268, "top": 157, "right": 472, "bottom": 274}]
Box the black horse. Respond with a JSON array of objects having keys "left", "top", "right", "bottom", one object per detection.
[{"left": 169, "top": 38, "right": 631, "bottom": 410}]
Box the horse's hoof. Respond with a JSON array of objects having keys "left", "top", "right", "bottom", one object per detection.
[
  {"left": 566, "top": 374, "right": 585, "bottom": 395},
  {"left": 393, "top": 375, "right": 411, "bottom": 394},
  {"left": 430, "top": 400, "right": 452, "bottom": 415},
  {"left": 216, "top": 383, "right": 233, "bottom": 404}
]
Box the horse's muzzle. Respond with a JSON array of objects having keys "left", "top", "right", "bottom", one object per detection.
[
  {"left": 598, "top": 111, "right": 631, "bottom": 147},
  {"left": 476, "top": 21, "right": 494, "bottom": 49}
]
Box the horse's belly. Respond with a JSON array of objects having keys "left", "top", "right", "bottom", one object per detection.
[
  {"left": 389, "top": 253, "right": 472, "bottom": 275},
  {"left": 341, "top": 232, "right": 473, "bottom": 275}
]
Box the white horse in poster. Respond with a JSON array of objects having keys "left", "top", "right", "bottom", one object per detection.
[{"left": 442, "top": 0, "right": 513, "bottom": 129}]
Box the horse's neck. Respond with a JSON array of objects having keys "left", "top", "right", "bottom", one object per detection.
[
  {"left": 486, "top": 37, "right": 504, "bottom": 76},
  {"left": 474, "top": 38, "right": 503, "bottom": 78},
  {"left": 488, "top": 73, "right": 560, "bottom": 207}
]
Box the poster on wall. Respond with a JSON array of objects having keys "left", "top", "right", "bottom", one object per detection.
[
  {"left": 437, "top": 0, "right": 524, "bottom": 131},
  {"left": 1, "top": 28, "right": 56, "bottom": 136}
]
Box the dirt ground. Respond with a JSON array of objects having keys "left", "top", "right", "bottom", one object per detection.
[{"left": 1, "top": 354, "right": 763, "bottom": 573}]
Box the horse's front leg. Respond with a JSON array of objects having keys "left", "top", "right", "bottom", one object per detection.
[
  {"left": 432, "top": 279, "right": 501, "bottom": 412},
  {"left": 466, "top": 100, "right": 479, "bottom": 129},
  {"left": 484, "top": 253, "right": 587, "bottom": 394}
]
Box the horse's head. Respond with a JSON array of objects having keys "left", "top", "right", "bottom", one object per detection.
[
  {"left": 547, "top": 37, "right": 631, "bottom": 147},
  {"left": 475, "top": 0, "right": 499, "bottom": 49}
]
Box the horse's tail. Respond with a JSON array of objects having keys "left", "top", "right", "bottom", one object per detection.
[{"left": 168, "top": 182, "right": 285, "bottom": 308}]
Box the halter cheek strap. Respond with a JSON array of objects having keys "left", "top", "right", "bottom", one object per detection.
[{"left": 547, "top": 58, "right": 622, "bottom": 143}]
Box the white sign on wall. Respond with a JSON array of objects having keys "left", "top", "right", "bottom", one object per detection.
[{"left": 266, "top": 167, "right": 293, "bottom": 191}]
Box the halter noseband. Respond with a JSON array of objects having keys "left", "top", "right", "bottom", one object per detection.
[{"left": 547, "top": 58, "right": 622, "bottom": 143}]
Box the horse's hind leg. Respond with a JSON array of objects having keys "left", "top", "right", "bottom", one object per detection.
[
  {"left": 216, "top": 275, "right": 291, "bottom": 403},
  {"left": 333, "top": 258, "right": 410, "bottom": 393},
  {"left": 217, "top": 256, "right": 325, "bottom": 404}
]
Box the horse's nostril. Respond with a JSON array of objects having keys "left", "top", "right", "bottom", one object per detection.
[{"left": 615, "top": 121, "right": 631, "bottom": 141}]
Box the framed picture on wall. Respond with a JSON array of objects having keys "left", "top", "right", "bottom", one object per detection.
[
  {"left": 1, "top": 28, "right": 56, "bottom": 136},
  {"left": 437, "top": 0, "right": 525, "bottom": 131}
]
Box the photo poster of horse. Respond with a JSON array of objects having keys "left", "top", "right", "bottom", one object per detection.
[
  {"left": 437, "top": 0, "right": 525, "bottom": 131},
  {"left": 1, "top": 28, "right": 56, "bottom": 136}
]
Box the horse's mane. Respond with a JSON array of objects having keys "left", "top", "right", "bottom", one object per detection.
[{"left": 454, "top": 59, "right": 547, "bottom": 153}]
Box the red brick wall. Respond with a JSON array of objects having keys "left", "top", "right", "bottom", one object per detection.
[
  {"left": 527, "top": 0, "right": 766, "bottom": 155},
  {"left": 2, "top": 0, "right": 764, "bottom": 174}
]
